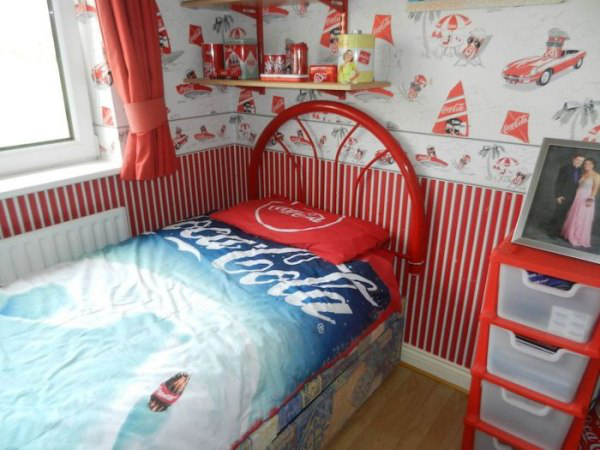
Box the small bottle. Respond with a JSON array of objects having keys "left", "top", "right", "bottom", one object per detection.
[{"left": 112, "top": 372, "right": 190, "bottom": 448}]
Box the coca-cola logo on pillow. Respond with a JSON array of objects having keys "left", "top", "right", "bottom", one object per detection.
[
  {"left": 255, "top": 200, "right": 344, "bottom": 232},
  {"left": 211, "top": 197, "right": 389, "bottom": 264}
]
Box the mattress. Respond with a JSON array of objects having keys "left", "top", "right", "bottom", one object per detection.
[{"left": 0, "top": 215, "right": 400, "bottom": 450}]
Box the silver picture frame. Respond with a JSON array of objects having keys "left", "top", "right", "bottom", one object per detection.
[{"left": 513, "top": 137, "right": 600, "bottom": 264}]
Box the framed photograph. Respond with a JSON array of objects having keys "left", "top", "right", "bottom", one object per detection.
[{"left": 513, "top": 137, "right": 600, "bottom": 264}]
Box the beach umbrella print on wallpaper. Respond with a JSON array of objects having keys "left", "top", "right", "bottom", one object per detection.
[
  {"left": 228, "top": 27, "right": 246, "bottom": 40},
  {"left": 583, "top": 124, "right": 600, "bottom": 142},
  {"left": 493, "top": 156, "right": 519, "bottom": 175},
  {"left": 432, "top": 14, "right": 471, "bottom": 39}
]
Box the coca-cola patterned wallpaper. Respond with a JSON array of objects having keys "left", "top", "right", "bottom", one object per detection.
[
  {"left": 74, "top": 0, "right": 255, "bottom": 161},
  {"left": 236, "top": 0, "right": 600, "bottom": 194}
]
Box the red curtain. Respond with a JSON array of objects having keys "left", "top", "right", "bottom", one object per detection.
[{"left": 96, "top": 0, "right": 178, "bottom": 180}]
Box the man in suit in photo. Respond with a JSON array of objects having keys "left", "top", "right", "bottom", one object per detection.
[{"left": 549, "top": 153, "right": 585, "bottom": 234}]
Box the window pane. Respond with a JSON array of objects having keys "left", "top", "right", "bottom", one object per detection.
[{"left": 0, "top": 0, "right": 72, "bottom": 150}]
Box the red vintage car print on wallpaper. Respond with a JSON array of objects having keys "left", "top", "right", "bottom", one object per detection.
[
  {"left": 502, "top": 27, "right": 585, "bottom": 86},
  {"left": 173, "top": 127, "right": 188, "bottom": 150},
  {"left": 176, "top": 73, "right": 212, "bottom": 99}
]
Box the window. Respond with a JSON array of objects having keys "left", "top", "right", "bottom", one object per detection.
[{"left": 0, "top": 0, "right": 97, "bottom": 177}]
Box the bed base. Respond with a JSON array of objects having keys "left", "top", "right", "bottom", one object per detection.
[{"left": 238, "top": 312, "right": 405, "bottom": 450}]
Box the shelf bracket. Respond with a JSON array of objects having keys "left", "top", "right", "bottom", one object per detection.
[
  {"left": 322, "top": 90, "right": 346, "bottom": 100},
  {"left": 246, "top": 86, "right": 266, "bottom": 95}
]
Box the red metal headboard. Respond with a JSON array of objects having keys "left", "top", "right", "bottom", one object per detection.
[{"left": 247, "top": 100, "right": 427, "bottom": 274}]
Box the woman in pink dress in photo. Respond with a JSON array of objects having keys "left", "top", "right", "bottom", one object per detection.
[{"left": 561, "top": 158, "right": 600, "bottom": 247}]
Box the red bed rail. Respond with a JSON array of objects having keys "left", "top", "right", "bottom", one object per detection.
[{"left": 247, "top": 100, "right": 427, "bottom": 274}]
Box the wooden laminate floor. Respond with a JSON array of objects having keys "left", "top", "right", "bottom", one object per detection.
[{"left": 327, "top": 365, "right": 467, "bottom": 450}]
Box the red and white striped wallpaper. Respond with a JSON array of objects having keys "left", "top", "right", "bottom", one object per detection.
[
  {"left": 0, "top": 146, "right": 250, "bottom": 239},
  {"left": 0, "top": 145, "right": 523, "bottom": 369},
  {"left": 254, "top": 148, "right": 524, "bottom": 368}
]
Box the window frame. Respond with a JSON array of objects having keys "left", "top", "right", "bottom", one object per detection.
[{"left": 0, "top": 0, "right": 98, "bottom": 178}]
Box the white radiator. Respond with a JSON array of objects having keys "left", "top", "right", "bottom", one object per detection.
[{"left": 0, "top": 207, "right": 130, "bottom": 286}]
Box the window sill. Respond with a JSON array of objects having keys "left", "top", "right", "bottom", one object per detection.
[{"left": 0, "top": 159, "right": 122, "bottom": 200}]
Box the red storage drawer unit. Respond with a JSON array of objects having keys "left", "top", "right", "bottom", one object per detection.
[{"left": 462, "top": 238, "right": 600, "bottom": 450}]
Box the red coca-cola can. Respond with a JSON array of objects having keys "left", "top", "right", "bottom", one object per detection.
[
  {"left": 289, "top": 43, "right": 308, "bottom": 75},
  {"left": 202, "top": 43, "right": 224, "bottom": 79},
  {"left": 309, "top": 65, "right": 337, "bottom": 83}
]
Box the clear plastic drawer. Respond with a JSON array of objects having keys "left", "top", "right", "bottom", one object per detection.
[
  {"left": 474, "top": 430, "right": 514, "bottom": 450},
  {"left": 487, "top": 325, "right": 588, "bottom": 402},
  {"left": 498, "top": 264, "right": 600, "bottom": 342},
  {"left": 480, "top": 381, "right": 573, "bottom": 450}
]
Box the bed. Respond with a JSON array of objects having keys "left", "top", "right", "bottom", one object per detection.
[{"left": 0, "top": 101, "right": 426, "bottom": 450}]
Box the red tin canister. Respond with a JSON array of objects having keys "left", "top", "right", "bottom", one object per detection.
[
  {"left": 289, "top": 43, "right": 308, "bottom": 75},
  {"left": 309, "top": 64, "right": 337, "bottom": 83},
  {"left": 201, "top": 43, "right": 224, "bottom": 79},
  {"left": 224, "top": 40, "right": 259, "bottom": 79}
]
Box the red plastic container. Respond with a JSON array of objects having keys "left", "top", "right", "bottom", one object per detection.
[
  {"left": 309, "top": 65, "right": 337, "bottom": 83},
  {"left": 201, "top": 43, "right": 224, "bottom": 79}
]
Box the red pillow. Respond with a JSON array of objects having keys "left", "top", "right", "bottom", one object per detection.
[{"left": 210, "top": 197, "right": 389, "bottom": 265}]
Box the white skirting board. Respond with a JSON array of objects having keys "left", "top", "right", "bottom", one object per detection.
[{"left": 400, "top": 343, "right": 472, "bottom": 391}]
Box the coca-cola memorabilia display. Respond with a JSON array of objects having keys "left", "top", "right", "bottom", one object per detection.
[
  {"left": 289, "top": 42, "right": 308, "bottom": 75},
  {"left": 224, "top": 39, "right": 259, "bottom": 79},
  {"left": 337, "top": 32, "right": 375, "bottom": 84},
  {"left": 264, "top": 54, "right": 287, "bottom": 74},
  {"left": 309, "top": 65, "right": 337, "bottom": 83},
  {"left": 201, "top": 43, "right": 224, "bottom": 79},
  {"left": 513, "top": 137, "right": 600, "bottom": 264}
]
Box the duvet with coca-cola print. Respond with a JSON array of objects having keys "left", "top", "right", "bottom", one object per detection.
[{"left": 0, "top": 215, "right": 398, "bottom": 450}]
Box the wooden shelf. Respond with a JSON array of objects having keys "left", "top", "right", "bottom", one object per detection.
[
  {"left": 184, "top": 78, "right": 391, "bottom": 91},
  {"left": 181, "top": 0, "right": 326, "bottom": 8}
]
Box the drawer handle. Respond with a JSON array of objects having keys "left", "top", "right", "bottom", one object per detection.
[
  {"left": 508, "top": 332, "right": 564, "bottom": 362},
  {"left": 500, "top": 388, "right": 551, "bottom": 417},
  {"left": 492, "top": 437, "right": 513, "bottom": 450},
  {"left": 519, "top": 269, "right": 580, "bottom": 298}
]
